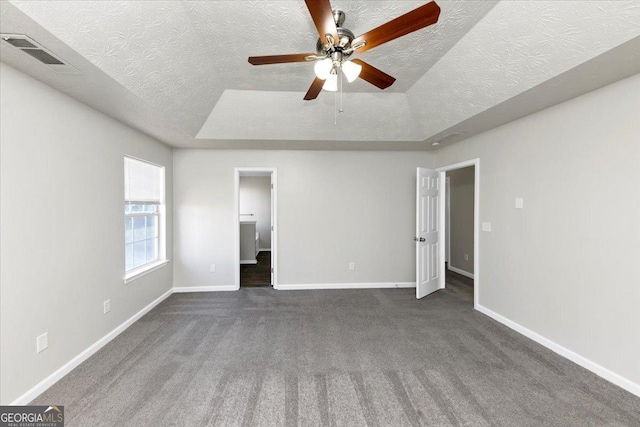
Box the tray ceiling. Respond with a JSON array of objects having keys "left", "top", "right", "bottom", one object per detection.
[{"left": 2, "top": 1, "right": 639, "bottom": 150}]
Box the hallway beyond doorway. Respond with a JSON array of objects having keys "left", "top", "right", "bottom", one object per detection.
[
  {"left": 240, "top": 251, "right": 271, "bottom": 287},
  {"left": 445, "top": 262, "right": 474, "bottom": 305}
]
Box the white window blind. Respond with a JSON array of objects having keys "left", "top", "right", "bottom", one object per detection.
[
  {"left": 124, "top": 156, "right": 165, "bottom": 275},
  {"left": 125, "top": 157, "right": 162, "bottom": 204}
]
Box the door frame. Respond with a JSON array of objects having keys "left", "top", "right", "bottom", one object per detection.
[
  {"left": 233, "top": 167, "right": 278, "bottom": 290},
  {"left": 437, "top": 159, "right": 479, "bottom": 308},
  {"left": 445, "top": 176, "right": 451, "bottom": 265}
]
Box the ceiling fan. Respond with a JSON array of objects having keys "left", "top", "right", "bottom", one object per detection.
[{"left": 248, "top": 0, "right": 441, "bottom": 101}]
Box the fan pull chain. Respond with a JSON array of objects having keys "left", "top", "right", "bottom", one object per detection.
[
  {"left": 334, "top": 85, "right": 337, "bottom": 125},
  {"left": 339, "top": 68, "right": 344, "bottom": 114}
]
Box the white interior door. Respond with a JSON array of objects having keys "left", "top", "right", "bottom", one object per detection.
[{"left": 416, "top": 167, "right": 440, "bottom": 299}]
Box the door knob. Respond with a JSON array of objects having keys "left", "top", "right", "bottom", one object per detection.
[{"left": 414, "top": 237, "right": 426, "bottom": 242}]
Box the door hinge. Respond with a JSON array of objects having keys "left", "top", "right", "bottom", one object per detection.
[
  {"left": 271, "top": 226, "right": 274, "bottom": 231},
  {"left": 271, "top": 184, "right": 274, "bottom": 189},
  {"left": 271, "top": 268, "right": 274, "bottom": 273}
]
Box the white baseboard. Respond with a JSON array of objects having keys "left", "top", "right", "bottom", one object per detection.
[
  {"left": 240, "top": 260, "right": 257, "bottom": 265},
  {"left": 277, "top": 282, "right": 416, "bottom": 290},
  {"left": 476, "top": 304, "right": 640, "bottom": 398},
  {"left": 173, "top": 285, "right": 238, "bottom": 292},
  {"left": 10, "top": 288, "right": 173, "bottom": 405},
  {"left": 447, "top": 264, "right": 474, "bottom": 279},
  {"left": 26, "top": 284, "right": 635, "bottom": 409}
]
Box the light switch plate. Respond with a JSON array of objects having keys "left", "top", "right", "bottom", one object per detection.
[
  {"left": 104, "top": 299, "right": 111, "bottom": 314},
  {"left": 515, "top": 197, "right": 524, "bottom": 209},
  {"left": 482, "top": 222, "right": 492, "bottom": 232},
  {"left": 37, "top": 332, "right": 48, "bottom": 353},
  {"left": 348, "top": 262, "right": 355, "bottom": 271},
  {"left": 210, "top": 264, "right": 216, "bottom": 273}
]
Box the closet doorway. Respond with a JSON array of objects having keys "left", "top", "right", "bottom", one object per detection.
[{"left": 233, "top": 168, "right": 277, "bottom": 289}]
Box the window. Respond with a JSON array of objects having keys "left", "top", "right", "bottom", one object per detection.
[{"left": 124, "top": 156, "right": 166, "bottom": 280}]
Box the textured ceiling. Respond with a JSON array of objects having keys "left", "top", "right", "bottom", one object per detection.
[
  {"left": 408, "top": 0, "right": 640, "bottom": 138},
  {"left": 7, "top": 0, "right": 497, "bottom": 139},
  {"left": 2, "top": 1, "right": 640, "bottom": 149}
]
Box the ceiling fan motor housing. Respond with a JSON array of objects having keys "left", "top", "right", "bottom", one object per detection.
[{"left": 315, "top": 10, "right": 355, "bottom": 60}]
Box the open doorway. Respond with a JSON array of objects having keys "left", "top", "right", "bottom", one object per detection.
[
  {"left": 444, "top": 166, "right": 475, "bottom": 304},
  {"left": 234, "top": 168, "right": 277, "bottom": 289},
  {"left": 437, "top": 159, "right": 479, "bottom": 308}
]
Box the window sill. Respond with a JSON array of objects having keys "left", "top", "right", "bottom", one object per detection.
[{"left": 124, "top": 260, "right": 170, "bottom": 284}]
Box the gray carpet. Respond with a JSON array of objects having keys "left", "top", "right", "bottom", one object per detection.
[{"left": 33, "top": 274, "right": 640, "bottom": 426}]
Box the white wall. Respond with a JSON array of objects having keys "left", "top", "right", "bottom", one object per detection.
[
  {"left": 239, "top": 176, "right": 271, "bottom": 250},
  {"left": 447, "top": 167, "right": 475, "bottom": 275},
  {"left": 173, "top": 150, "right": 431, "bottom": 288},
  {"left": 0, "top": 63, "right": 174, "bottom": 404},
  {"left": 435, "top": 73, "right": 640, "bottom": 391}
]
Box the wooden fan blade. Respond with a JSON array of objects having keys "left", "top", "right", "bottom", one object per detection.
[
  {"left": 351, "top": 59, "right": 396, "bottom": 89},
  {"left": 304, "top": 77, "right": 325, "bottom": 100},
  {"left": 353, "top": 1, "right": 440, "bottom": 53},
  {"left": 305, "top": 0, "right": 338, "bottom": 45},
  {"left": 248, "top": 53, "right": 315, "bottom": 65}
]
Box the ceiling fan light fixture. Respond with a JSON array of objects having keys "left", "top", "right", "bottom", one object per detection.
[
  {"left": 314, "top": 57, "right": 333, "bottom": 80},
  {"left": 248, "top": 1, "right": 441, "bottom": 101},
  {"left": 322, "top": 73, "right": 338, "bottom": 92},
  {"left": 342, "top": 60, "right": 362, "bottom": 83}
]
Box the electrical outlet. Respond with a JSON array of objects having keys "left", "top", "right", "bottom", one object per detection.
[
  {"left": 103, "top": 299, "right": 111, "bottom": 314},
  {"left": 348, "top": 262, "right": 355, "bottom": 271},
  {"left": 515, "top": 197, "right": 524, "bottom": 209},
  {"left": 210, "top": 264, "right": 216, "bottom": 273},
  {"left": 482, "top": 222, "right": 492, "bottom": 232},
  {"left": 464, "top": 254, "right": 469, "bottom": 261},
  {"left": 37, "top": 332, "right": 48, "bottom": 353}
]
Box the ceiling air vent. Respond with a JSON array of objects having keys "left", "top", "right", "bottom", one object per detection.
[
  {"left": 4, "top": 37, "right": 37, "bottom": 48},
  {"left": 22, "top": 49, "right": 64, "bottom": 65},
  {"left": 1, "top": 34, "right": 80, "bottom": 74}
]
